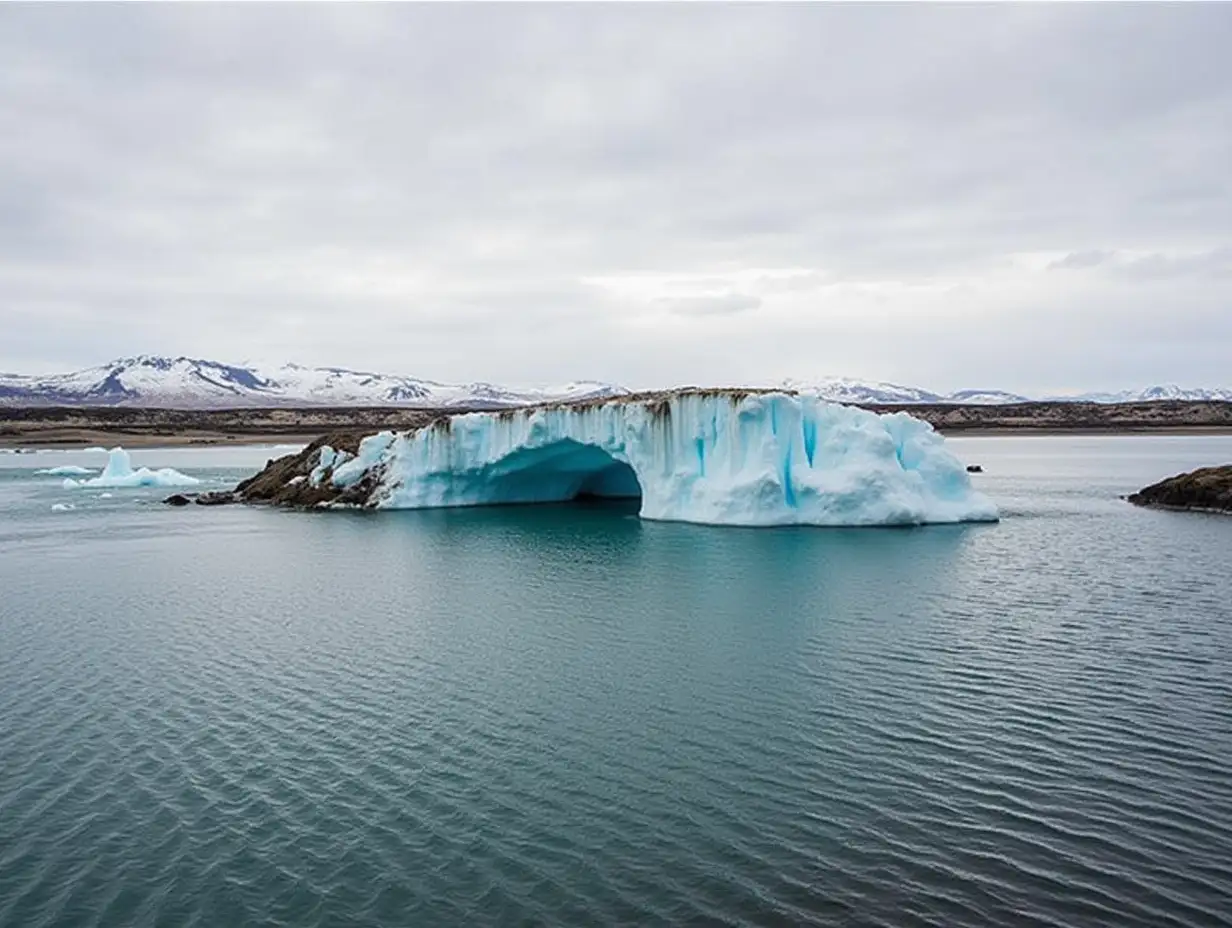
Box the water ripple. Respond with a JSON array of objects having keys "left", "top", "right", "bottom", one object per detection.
[{"left": 3, "top": 446, "right": 1232, "bottom": 926}]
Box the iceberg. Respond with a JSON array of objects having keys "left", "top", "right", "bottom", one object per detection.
[
  {"left": 50, "top": 503, "right": 75, "bottom": 512},
  {"left": 295, "top": 391, "right": 997, "bottom": 526},
  {"left": 63, "top": 447, "right": 201, "bottom": 489},
  {"left": 35, "top": 465, "right": 96, "bottom": 476}
]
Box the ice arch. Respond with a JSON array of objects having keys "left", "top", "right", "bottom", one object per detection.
[
  {"left": 316, "top": 391, "right": 999, "bottom": 526},
  {"left": 452, "top": 438, "right": 642, "bottom": 504}
]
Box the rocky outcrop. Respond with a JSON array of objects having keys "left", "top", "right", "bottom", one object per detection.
[
  {"left": 194, "top": 490, "right": 236, "bottom": 506},
  {"left": 1128, "top": 465, "right": 1232, "bottom": 514},
  {"left": 233, "top": 432, "right": 384, "bottom": 508},
  {"left": 163, "top": 490, "right": 238, "bottom": 506}
]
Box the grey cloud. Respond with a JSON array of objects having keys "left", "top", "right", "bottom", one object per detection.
[
  {"left": 657, "top": 294, "right": 762, "bottom": 317},
  {"left": 1049, "top": 250, "right": 1115, "bottom": 270},
  {"left": 1, "top": 4, "right": 1230, "bottom": 391},
  {"left": 1120, "top": 247, "right": 1232, "bottom": 280},
  {"left": 1048, "top": 246, "right": 1232, "bottom": 278}
]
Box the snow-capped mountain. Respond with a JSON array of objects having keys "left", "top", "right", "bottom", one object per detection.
[
  {"left": 784, "top": 378, "right": 1228, "bottom": 405},
  {"left": 944, "top": 389, "right": 1032, "bottom": 405},
  {"left": 1, "top": 357, "right": 1228, "bottom": 408},
  {"left": 0, "top": 356, "right": 626, "bottom": 409},
  {"left": 1051, "top": 385, "right": 1232, "bottom": 403},
  {"left": 780, "top": 377, "right": 945, "bottom": 405},
  {"left": 781, "top": 379, "right": 1030, "bottom": 405}
]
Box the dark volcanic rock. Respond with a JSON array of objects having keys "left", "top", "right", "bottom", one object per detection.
[
  {"left": 163, "top": 493, "right": 193, "bottom": 506},
  {"left": 1128, "top": 465, "right": 1232, "bottom": 514},
  {"left": 194, "top": 491, "right": 236, "bottom": 506},
  {"left": 234, "top": 431, "right": 387, "bottom": 508}
]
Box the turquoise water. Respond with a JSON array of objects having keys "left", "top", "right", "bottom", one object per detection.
[{"left": 1, "top": 436, "right": 1231, "bottom": 927}]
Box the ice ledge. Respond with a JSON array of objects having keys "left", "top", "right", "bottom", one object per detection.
[{"left": 236, "top": 390, "right": 998, "bottom": 527}]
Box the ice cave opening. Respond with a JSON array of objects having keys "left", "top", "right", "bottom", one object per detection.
[{"left": 483, "top": 439, "right": 642, "bottom": 504}]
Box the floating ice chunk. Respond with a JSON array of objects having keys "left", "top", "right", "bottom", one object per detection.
[
  {"left": 84, "top": 446, "right": 108, "bottom": 453},
  {"left": 309, "top": 446, "right": 335, "bottom": 486},
  {"left": 50, "top": 503, "right": 75, "bottom": 512},
  {"left": 309, "top": 445, "right": 354, "bottom": 486},
  {"left": 36, "top": 465, "right": 96, "bottom": 476},
  {"left": 331, "top": 432, "right": 395, "bottom": 488},
  {"left": 97, "top": 492, "right": 114, "bottom": 498},
  {"left": 319, "top": 392, "right": 999, "bottom": 526},
  {"left": 63, "top": 447, "right": 201, "bottom": 489}
]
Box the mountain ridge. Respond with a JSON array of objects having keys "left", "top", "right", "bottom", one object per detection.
[
  {"left": 1, "top": 356, "right": 1229, "bottom": 408},
  {"left": 0, "top": 356, "right": 625, "bottom": 409}
]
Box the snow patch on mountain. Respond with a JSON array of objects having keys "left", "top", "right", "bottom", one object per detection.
[
  {"left": 1051, "top": 384, "right": 1232, "bottom": 403},
  {"left": 943, "top": 389, "right": 1032, "bottom": 405},
  {"left": 781, "top": 377, "right": 944, "bottom": 405},
  {"left": 785, "top": 378, "right": 1227, "bottom": 405}
]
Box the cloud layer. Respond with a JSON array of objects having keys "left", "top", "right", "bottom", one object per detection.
[{"left": 2, "top": 5, "right": 1229, "bottom": 392}]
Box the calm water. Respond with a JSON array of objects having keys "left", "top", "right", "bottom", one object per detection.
[{"left": 1, "top": 437, "right": 1231, "bottom": 927}]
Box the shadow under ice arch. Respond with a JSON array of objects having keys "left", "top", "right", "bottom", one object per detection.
[{"left": 469, "top": 439, "right": 642, "bottom": 504}]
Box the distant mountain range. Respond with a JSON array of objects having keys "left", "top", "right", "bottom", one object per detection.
[
  {"left": 778, "top": 378, "right": 1036, "bottom": 406},
  {"left": 0, "top": 356, "right": 624, "bottom": 409},
  {"left": 781, "top": 377, "right": 1232, "bottom": 405},
  {"left": 0, "top": 356, "right": 1229, "bottom": 408}
]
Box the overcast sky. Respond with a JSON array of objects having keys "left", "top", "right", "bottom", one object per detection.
[{"left": 2, "top": 4, "right": 1229, "bottom": 392}]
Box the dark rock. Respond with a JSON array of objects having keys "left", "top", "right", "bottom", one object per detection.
[
  {"left": 234, "top": 432, "right": 382, "bottom": 509},
  {"left": 163, "top": 493, "right": 193, "bottom": 506},
  {"left": 1128, "top": 464, "right": 1232, "bottom": 514},
  {"left": 966, "top": 464, "right": 983, "bottom": 473},
  {"left": 194, "top": 491, "right": 236, "bottom": 506}
]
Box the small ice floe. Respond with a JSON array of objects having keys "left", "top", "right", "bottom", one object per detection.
[
  {"left": 62, "top": 447, "right": 201, "bottom": 489},
  {"left": 35, "top": 465, "right": 97, "bottom": 477},
  {"left": 50, "top": 503, "right": 75, "bottom": 512}
]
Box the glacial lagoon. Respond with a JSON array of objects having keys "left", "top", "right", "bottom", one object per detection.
[{"left": 1, "top": 435, "right": 1230, "bottom": 926}]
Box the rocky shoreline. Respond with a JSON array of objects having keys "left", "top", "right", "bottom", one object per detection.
[
  {"left": 5, "top": 398, "right": 1232, "bottom": 448},
  {"left": 157, "top": 434, "right": 373, "bottom": 509},
  {"left": 1127, "top": 465, "right": 1232, "bottom": 514}
]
